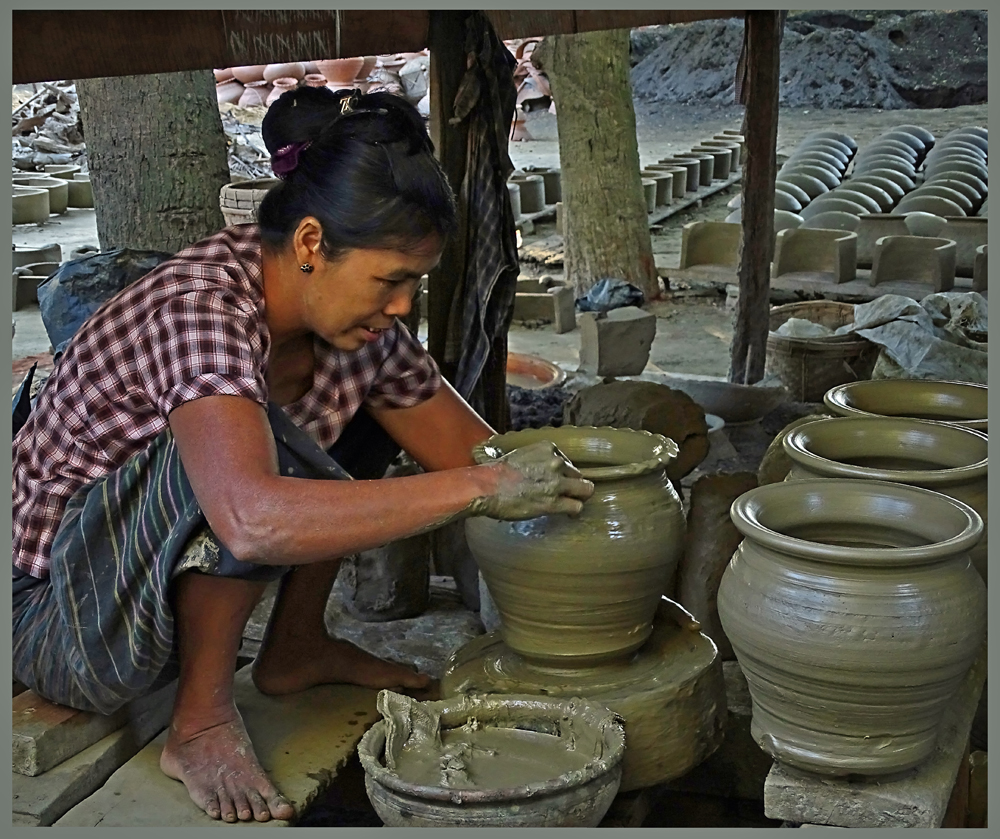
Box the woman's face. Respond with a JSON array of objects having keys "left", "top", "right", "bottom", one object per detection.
[{"left": 301, "top": 235, "right": 441, "bottom": 351}]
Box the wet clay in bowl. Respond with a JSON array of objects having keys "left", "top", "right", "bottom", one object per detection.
[
  {"left": 358, "top": 690, "right": 624, "bottom": 827},
  {"left": 823, "top": 379, "right": 987, "bottom": 433},
  {"left": 783, "top": 416, "right": 989, "bottom": 583},
  {"left": 718, "top": 479, "right": 986, "bottom": 776},
  {"left": 465, "top": 426, "right": 685, "bottom": 667}
]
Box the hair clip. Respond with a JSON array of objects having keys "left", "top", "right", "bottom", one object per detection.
[{"left": 271, "top": 141, "right": 312, "bottom": 179}]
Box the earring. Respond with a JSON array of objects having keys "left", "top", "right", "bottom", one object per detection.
[{"left": 300, "top": 263, "right": 314, "bottom": 273}]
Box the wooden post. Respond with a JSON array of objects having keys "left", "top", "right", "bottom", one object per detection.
[
  {"left": 426, "top": 10, "right": 472, "bottom": 380},
  {"left": 728, "top": 11, "right": 781, "bottom": 385}
]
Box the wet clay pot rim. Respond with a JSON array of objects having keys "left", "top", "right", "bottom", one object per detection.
[
  {"left": 783, "top": 417, "right": 988, "bottom": 486},
  {"left": 730, "top": 479, "right": 982, "bottom": 566},
  {"left": 357, "top": 693, "right": 625, "bottom": 804},
  {"left": 823, "top": 380, "right": 987, "bottom": 432},
  {"left": 472, "top": 426, "right": 679, "bottom": 481}
]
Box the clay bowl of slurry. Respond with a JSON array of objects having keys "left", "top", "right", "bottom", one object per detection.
[
  {"left": 824, "top": 380, "right": 987, "bottom": 433},
  {"left": 718, "top": 479, "right": 986, "bottom": 777},
  {"left": 773, "top": 179, "right": 812, "bottom": 207},
  {"left": 466, "top": 426, "right": 685, "bottom": 667},
  {"left": 506, "top": 352, "right": 566, "bottom": 390},
  {"left": 783, "top": 416, "right": 989, "bottom": 583},
  {"left": 358, "top": 691, "right": 625, "bottom": 827}
]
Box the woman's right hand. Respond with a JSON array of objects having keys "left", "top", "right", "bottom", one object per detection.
[{"left": 466, "top": 441, "right": 595, "bottom": 521}]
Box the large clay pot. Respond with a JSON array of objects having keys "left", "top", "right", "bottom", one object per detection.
[
  {"left": 263, "top": 62, "right": 305, "bottom": 83},
  {"left": 238, "top": 80, "right": 272, "bottom": 108},
  {"left": 465, "top": 426, "right": 685, "bottom": 667},
  {"left": 783, "top": 416, "right": 988, "bottom": 583},
  {"left": 266, "top": 77, "right": 299, "bottom": 107},
  {"left": 231, "top": 64, "right": 267, "bottom": 84},
  {"left": 823, "top": 379, "right": 987, "bottom": 433},
  {"left": 216, "top": 78, "right": 245, "bottom": 106},
  {"left": 316, "top": 57, "right": 365, "bottom": 87},
  {"left": 718, "top": 479, "right": 986, "bottom": 776}
]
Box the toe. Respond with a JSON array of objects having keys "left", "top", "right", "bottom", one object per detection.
[
  {"left": 217, "top": 788, "right": 238, "bottom": 823},
  {"left": 247, "top": 789, "right": 271, "bottom": 822},
  {"left": 200, "top": 790, "right": 222, "bottom": 821},
  {"left": 232, "top": 789, "right": 253, "bottom": 822},
  {"left": 267, "top": 792, "right": 296, "bottom": 821}
]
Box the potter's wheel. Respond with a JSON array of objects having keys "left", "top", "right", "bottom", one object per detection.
[{"left": 442, "top": 599, "right": 727, "bottom": 792}]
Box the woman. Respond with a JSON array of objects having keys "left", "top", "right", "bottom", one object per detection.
[{"left": 12, "top": 88, "right": 592, "bottom": 823}]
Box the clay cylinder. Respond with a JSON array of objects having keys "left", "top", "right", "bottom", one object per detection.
[
  {"left": 506, "top": 181, "right": 522, "bottom": 220},
  {"left": 641, "top": 178, "right": 656, "bottom": 213},
  {"left": 510, "top": 174, "right": 545, "bottom": 213},
  {"left": 540, "top": 168, "right": 562, "bottom": 204},
  {"left": 691, "top": 146, "right": 730, "bottom": 180},
  {"left": 718, "top": 479, "right": 986, "bottom": 776},
  {"left": 465, "top": 426, "right": 686, "bottom": 667},
  {"left": 823, "top": 379, "right": 987, "bottom": 433},
  {"left": 784, "top": 416, "right": 988, "bottom": 583},
  {"left": 669, "top": 157, "right": 706, "bottom": 191},
  {"left": 640, "top": 171, "right": 672, "bottom": 207}
]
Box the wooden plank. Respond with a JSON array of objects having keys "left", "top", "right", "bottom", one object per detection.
[
  {"left": 941, "top": 742, "right": 971, "bottom": 829},
  {"left": 485, "top": 10, "right": 738, "bottom": 41},
  {"left": 13, "top": 10, "right": 430, "bottom": 84},
  {"left": 729, "top": 11, "right": 781, "bottom": 384},
  {"left": 13, "top": 682, "right": 176, "bottom": 777}
]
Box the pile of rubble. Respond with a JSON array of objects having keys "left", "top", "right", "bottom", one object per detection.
[{"left": 12, "top": 82, "right": 86, "bottom": 173}]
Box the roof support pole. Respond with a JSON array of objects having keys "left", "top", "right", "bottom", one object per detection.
[{"left": 729, "top": 11, "right": 781, "bottom": 385}]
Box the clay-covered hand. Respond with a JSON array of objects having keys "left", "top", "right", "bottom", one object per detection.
[{"left": 468, "top": 441, "right": 595, "bottom": 520}]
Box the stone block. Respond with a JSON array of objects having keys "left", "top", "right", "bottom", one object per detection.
[
  {"left": 763, "top": 643, "right": 987, "bottom": 828},
  {"left": 578, "top": 306, "right": 656, "bottom": 377},
  {"left": 550, "top": 284, "right": 576, "bottom": 334},
  {"left": 513, "top": 292, "right": 557, "bottom": 322},
  {"left": 14, "top": 680, "right": 177, "bottom": 777},
  {"left": 56, "top": 667, "right": 381, "bottom": 826}
]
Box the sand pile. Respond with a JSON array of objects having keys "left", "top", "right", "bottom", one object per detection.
[{"left": 630, "top": 10, "right": 987, "bottom": 110}]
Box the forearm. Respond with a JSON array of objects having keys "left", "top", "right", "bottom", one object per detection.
[{"left": 213, "top": 466, "right": 493, "bottom": 565}]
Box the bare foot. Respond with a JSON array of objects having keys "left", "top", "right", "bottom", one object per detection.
[
  {"left": 252, "top": 635, "right": 432, "bottom": 697},
  {"left": 160, "top": 705, "right": 295, "bottom": 823}
]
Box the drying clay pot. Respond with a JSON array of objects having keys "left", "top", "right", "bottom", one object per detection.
[
  {"left": 13, "top": 175, "right": 69, "bottom": 214},
  {"left": 801, "top": 210, "right": 860, "bottom": 232},
  {"left": 13, "top": 186, "right": 50, "bottom": 224},
  {"left": 718, "top": 479, "right": 986, "bottom": 776},
  {"left": 316, "top": 57, "right": 366, "bottom": 87},
  {"left": 784, "top": 416, "right": 988, "bottom": 583},
  {"left": 824, "top": 379, "right": 987, "bottom": 432},
  {"left": 66, "top": 175, "right": 94, "bottom": 209},
  {"left": 302, "top": 73, "right": 328, "bottom": 88},
  {"left": 216, "top": 78, "right": 244, "bottom": 105},
  {"left": 358, "top": 692, "right": 624, "bottom": 827},
  {"left": 805, "top": 130, "right": 858, "bottom": 153},
  {"left": 466, "top": 426, "right": 685, "bottom": 666},
  {"left": 778, "top": 172, "right": 829, "bottom": 201},
  {"left": 238, "top": 80, "right": 272, "bottom": 108},
  {"left": 266, "top": 77, "right": 299, "bottom": 107},
  {"left": 263, "top": 62, "right": 305, "bottom": 83},
  {"left": 230, "top": 64, "right": 267, "bottom": 84}
]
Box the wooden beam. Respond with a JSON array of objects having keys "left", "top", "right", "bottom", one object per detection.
[
  {"left": 426, "top": 11, "right": 473, "bottom": 376},
  {"left": 14, "top": 10, "right": 739, "bottom": 84},
  {"left": 729, "top": 11, "right": 781, "bottom": 385},
  {"left": 12, "top": 10, "right": 430, "bottom": 83}
]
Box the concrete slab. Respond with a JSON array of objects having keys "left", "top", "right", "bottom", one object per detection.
[
  {"left": 763, "top": 642, "right": 987, "bottom": 828},
  {"left": 55, "top": 666, "right": 380, "bottom": 827}
]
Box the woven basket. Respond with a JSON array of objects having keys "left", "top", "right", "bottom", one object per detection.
[
  {"left": 765, "top": 301, "right": 876, "bottom": 402},
  {"left": 219, "top": 178, "right": 280, "bottom": 225}
]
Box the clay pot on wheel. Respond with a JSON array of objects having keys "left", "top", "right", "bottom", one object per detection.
[
  {"left": 465, "top": 426, "right": 686, "bottom": 667},
  {"left": 783, "top": 416, "right": 989, "bottom": 584},
  {"left": 717, "top": 479, "right": 986, "bottom": 776}
]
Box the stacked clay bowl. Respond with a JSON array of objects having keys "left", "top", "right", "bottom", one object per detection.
[{"left": 920, "top": 126, "right": 987, "bottom": 216}]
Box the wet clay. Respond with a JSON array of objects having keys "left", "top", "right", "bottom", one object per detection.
[
  {"left": 718, "top": 479, "right": 987, "bottom": 777},
  {"left": 823, "top": 379, "right": 988, "bottom": 432},
  {"left": 783, "top": 416, "right": 989, "bottom": 583},
  {"left": 392, "top": 726, "right": 592, "bottom": 789},
  {"left": 442, "top": 599, "right": 726, "bottom": 792},
  {"left": 466, "top": 426, "right": 686, "bottom": 666}
]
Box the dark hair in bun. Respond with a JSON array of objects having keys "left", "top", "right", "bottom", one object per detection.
[{"left": 257, "top": 87, "right": 457, "bottom": 260}]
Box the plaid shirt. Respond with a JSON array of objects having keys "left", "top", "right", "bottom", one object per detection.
[{"left": 13, "top": 225, "right": 442, "bottom": 578}]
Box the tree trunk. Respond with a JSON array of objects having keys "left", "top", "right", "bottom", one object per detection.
[
  {"left": 76, "top": 70, "right": 230, "bottom": 253},
  {"left": 534, "top": 29, "right": 658, "bottom": 299},
  {"left": 729, "top": 12, "right": 781, "bottom": 384}
]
